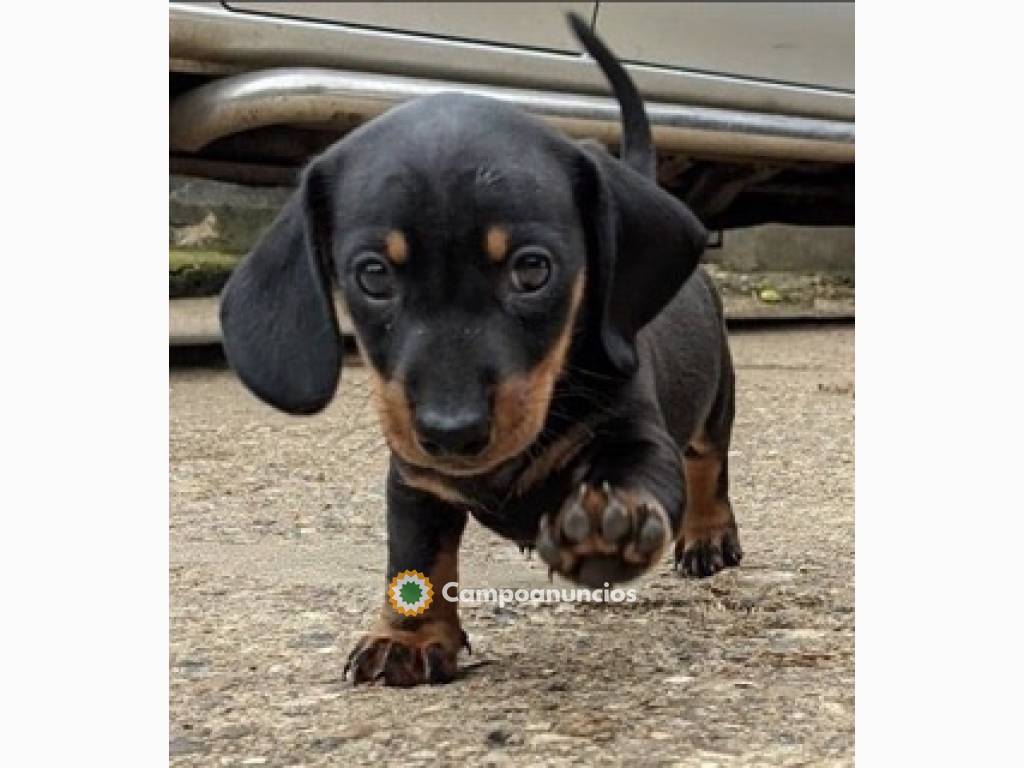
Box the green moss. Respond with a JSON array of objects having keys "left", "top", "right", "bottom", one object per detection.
[{"left": 169, "top": 250, "right": 241, "bottom": 298}]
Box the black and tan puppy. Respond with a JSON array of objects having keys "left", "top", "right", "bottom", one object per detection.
[{"left": 220, "top": 16, "right": 741, "bottom": 686}]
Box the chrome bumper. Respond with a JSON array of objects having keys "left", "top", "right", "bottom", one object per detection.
[{"left": 170, "top": 67, "right": 854, "bottom": 164}]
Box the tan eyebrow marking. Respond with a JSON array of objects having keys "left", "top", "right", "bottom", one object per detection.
[
  {"left": 484, "top": 226, "right": 510, "bottom": 263},
  {"left": 384, "top": 230, "right": 408, "bottom": 264}
]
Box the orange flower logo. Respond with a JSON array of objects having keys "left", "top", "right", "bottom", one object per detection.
[{"left": 387, "top": 570, "right": 434, "bottom": 617}]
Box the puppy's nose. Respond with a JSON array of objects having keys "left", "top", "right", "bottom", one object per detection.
[{"left": 414, "top": 407, "right": 491, "bottom": 458}]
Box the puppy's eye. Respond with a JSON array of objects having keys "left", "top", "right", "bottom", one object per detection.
[
  {"left": 354, "top": 256, "right": 395, "bottom": 299},
  {"left": 509, "top": 248, "right": 552, "bottom": 293}
]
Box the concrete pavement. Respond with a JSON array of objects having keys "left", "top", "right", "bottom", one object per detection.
[{"left": 170, "top": 325, "right": 854, "bottom": 766}]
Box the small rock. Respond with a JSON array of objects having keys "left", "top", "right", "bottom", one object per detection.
[
  {"left": 218, "top": 724, "right": 253, "bottom": 740},
  {"left": 293, "top": 630, "right": 336, "bottom": 649},
  {"left": 528, "top": 733, "right": 580, "bottom": 749},
  {"left": 337, "top": 722, "right": 374, "bottom": 740},
  {"left": 169, "top": 736, "right": 205, "bottom": 756},
  {"left": 486, "top": 727, "right": 512, "bottom": 746},
  {"left": 174, "top": 659, "right": 209, "bottom": 679},
  {"left": 562, "top": 716, "right": 611, "bottom": 738},
  {"left": 604, "top": 702, "right": 632, "bottom": 712},
  {"left": 665, "top": 674, "right": 695, "bottom": 685},
  {"left": 491, "top": 607, "right": 519, "bottom": 624},
  {"left": 480, "top": 750, "right": 512, "bottom": 766}
]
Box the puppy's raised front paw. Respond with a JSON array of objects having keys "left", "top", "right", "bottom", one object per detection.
[
  {"left": 344, "top": 620, "right": 470, "bottom": 686},
  {"left": 536, "top": 482, "right": 670, "bottom": 587}
]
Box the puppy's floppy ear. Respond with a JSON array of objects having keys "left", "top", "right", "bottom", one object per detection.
[
  {"left": 575, "top": 142, "right": 708, "bottom": 375},
  {"left": 219, "top": 160, "right": 342, "bottom": 414}
]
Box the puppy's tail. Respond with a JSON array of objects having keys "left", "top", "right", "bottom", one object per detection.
[{"left": 567, "top": 12, "right": 655, "bottom": 180}]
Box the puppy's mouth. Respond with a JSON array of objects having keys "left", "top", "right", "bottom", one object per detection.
[
  {"left": 373, "top": 379, "right": 555, "bottom": 479},
  {"left": 401, "top": 433, "right": 535, "bottom": 478}
]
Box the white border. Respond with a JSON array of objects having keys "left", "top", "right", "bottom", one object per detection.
[
  {"left": 857, "top": 1, "right": 1022, "bottom": 762},
  {"left": 2, "top": 2, "right": 167, "bottom": 764}
]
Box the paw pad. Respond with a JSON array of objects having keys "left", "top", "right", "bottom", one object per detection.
[{"left": 537, "top": 482, "right": 669, "bottom": 587}]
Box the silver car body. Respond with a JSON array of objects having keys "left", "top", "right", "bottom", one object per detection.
[{"left": 170, "top": 2, "right": 854, "bottom": 165}]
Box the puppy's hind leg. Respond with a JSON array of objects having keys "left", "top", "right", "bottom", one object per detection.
[{"left": 676, "top": 343, "right": 743, "bottom": 578}]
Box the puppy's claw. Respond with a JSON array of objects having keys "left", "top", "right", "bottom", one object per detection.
[
  {"left": 601, "top": 496, "right": 630, "bottom": 541},
  {"left": 346, "top": 628, "right": 464, "bottom": 686},
  {"left": 676, "top": 513, "right": 743, "bottom": 579},
  {"left": 562, "top": 501, "right": 591, "bottom": 543},
  {"left": 723, "top": 538, "right": 743, "bottom": 567},
  {"left": 536, "top": 517, "right": 561, "bottom": 566},
  {"left": 344, "top": 644, "right": 371, "bottom": 681},
  {"left": 637, "top": 509, "right": 666, "bottom": 554}
]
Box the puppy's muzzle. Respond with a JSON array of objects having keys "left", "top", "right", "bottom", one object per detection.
[{"left": 413, "top": 404, "right": 492, "bottom": 458}]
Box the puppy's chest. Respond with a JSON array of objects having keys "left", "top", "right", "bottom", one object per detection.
[
  {"left": 463, "top": 460, "right": 585, "bottom": 544},
  {"left": 401, "top": 422, "right": 595, "bottom": 541}
]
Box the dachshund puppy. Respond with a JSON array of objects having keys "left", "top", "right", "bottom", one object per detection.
[{"left": 220, "top": 15, "right": 741, "bottom": 686}]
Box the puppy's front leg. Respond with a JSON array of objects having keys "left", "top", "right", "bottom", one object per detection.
[
  {"left": 536, "top": 423, "right": 684, "bottom": 587},
  {"left": 345, "top": 463, "right": 469, "bottom": 686}
]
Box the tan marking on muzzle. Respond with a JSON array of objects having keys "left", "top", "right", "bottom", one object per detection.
[
  {"left": 369, "top": 273, "right": 585, "bottom": 477},
  {"left": 384, "top": 230, "right": 408, "bottom": 264},
  {"left": 487, "top": 272, "right": 584, "bottom": 470}
]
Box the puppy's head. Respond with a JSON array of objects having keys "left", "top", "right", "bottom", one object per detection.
[{"left": 219, "top": 17, "right": 707, "bottom": 476}]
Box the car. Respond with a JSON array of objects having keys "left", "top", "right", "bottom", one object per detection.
[{"left": 169, "top": 1, "right": 853, "bottom": 230}]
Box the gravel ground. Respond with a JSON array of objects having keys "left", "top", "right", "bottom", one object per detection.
[{"left": 170, "top": 325, "right": 854, "bottom": 767}]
